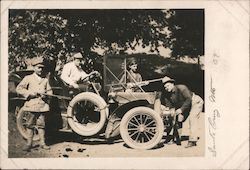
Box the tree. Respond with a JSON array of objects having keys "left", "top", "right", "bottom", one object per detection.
[
  {"left": 9, "top": 9, "right": 204, "bottom": 72},
  {"left": 167, "top": 9, "right": 204, "bottom": 59},
  {"left": 9, "top": 9, "right": 171, "bottom": 72},
  {"left": 9, "top": 10, "right": 70, "bottom": 71}
]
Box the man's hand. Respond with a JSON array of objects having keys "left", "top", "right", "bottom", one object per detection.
[
  {"left": 127, "top": 82, "right": 136, "bottom": 88},
  {"left": 144, "top": 81, "right": 149, "bottom": 85},
  {"left": 178, "top": 114, "right": 184, "bottom": 122},
  {"left": 175, "top": 108, "right": 182, "bottom": 115},
  {"left": 170, "top": 108, "right": 176, "bottom": 117},
  {"left": 92, "top": 71, "right": 99, "bottom": 75},
  {"left": 71, "top": 83, "right": 79, "bottom": 89},
  {"left": 28, "top": 92, "right": 37, "bottom": 99},
  {"left": 89, "top": 71, "right": 100, "bottom": 79}
]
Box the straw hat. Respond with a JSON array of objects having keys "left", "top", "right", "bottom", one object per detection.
[
  {"left": 73, "top": 52, "right": 84, "bottom": 59},
  {"left": 162, "top": 76, "right": 175, "bottom": 84}
]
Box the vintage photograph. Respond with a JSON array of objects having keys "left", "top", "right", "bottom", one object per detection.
[
  {"left": 1, "top": 0, "right": 249, "bottom": 169},
  {"left": 7, "top": 8, "right": 205, "bottom": 158}
]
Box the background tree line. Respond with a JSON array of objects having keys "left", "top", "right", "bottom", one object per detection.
[{"left": 9, "top": 9, "right": 204, "bottom": 97}]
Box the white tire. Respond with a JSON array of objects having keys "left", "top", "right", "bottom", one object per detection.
[
  {"left": 67, "top": 92, "right": 108, "bottom": 136},
  {"left": 16, "top": 108, "right": 40, "bottom": 141},
  {"left": 120, "top": 107, "right": 164, "bottom": 150}
]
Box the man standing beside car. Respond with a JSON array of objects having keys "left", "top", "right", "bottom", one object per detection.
[
  {"left": 16, "top": 56, "right": 52, "bottom": 152},
  {"left": 60, "top": 52, "right": 98, "bottom": 89},
  {"left": 161, "top": 76, "right": 203, "bottom": 148}
]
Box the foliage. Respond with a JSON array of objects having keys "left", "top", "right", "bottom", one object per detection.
[
  {"left": 167, "top": 9, "right": 204, "bottom": 58},
  {"left": 9, "top": 9, "right": 171, "bottom": 72},
  {"left": 9, "top": 10, "right": 69, "bottom": 71},
  {"left": 9, "top": 9, "right": 204, "bottom": 73},
  {"left": 59, "top": 10, "right": 170, "bottom": 53}
]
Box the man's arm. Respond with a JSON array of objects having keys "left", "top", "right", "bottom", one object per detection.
[
  {"left": 119, "top": 73, "right": 126, "bottom": 83},
  {"left": 46, "top": 79, "right": 53, "bottom": 95},
  {"left": 179, "top": 85, "right": 192, "bottom": 113},
  {"left": 60, "top": 64, "right": 77, "bottom": 86},
  {"left": 161, "top": 92, "right": 174, "bottom": 109},
  {"left": 16, "top": 76, "right": 32, "bottom": 98},
  {"left": 137, "top": 74, "right": 142, "bottom": 82},
  {"left": 79, "top": 70, "right": 99, "bottom": 82}
]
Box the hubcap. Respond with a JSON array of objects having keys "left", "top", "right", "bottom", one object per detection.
[{"left": 138, "top": 124, "right": 145, "bottom": 132}]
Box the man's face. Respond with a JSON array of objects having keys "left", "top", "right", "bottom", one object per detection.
[
  {"left": 34, "top": 65, "right": 44, "bottom": 76},
  {"left": 74, "top": 58, "right": 82, "bottom": 67},
  {"left": 129, "top": 64, "right": 138, "bottom": 72},
  {"left": 164, "top": 82, "right": 174, "bottom": 92}
]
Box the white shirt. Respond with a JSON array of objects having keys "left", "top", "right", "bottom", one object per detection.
[{"left": 60, "top": 61, "right": 89, "bottom": 86}]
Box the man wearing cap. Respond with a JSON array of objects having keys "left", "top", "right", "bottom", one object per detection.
[
  {"left": 161, "top": 76, "right": 203, "bottom": 148},
  {"left": 60, "top": 52, "right": 98, "bottom": 89},
  {"left": 16, "top": 56, "right": 52, "bottom": 151},
  {"left": 119, "top": 58, "right": 143, "bottom": 92}
]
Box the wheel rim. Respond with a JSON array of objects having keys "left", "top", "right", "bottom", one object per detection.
[
  {"left": 17, "top": 111, "right": 39, "bottom": 141},
  {"left": 71, "top": 99, "right": 102, "bottom": 132},
  {"left": 125, "top": 112, "right": 158, "bottom": 144}
]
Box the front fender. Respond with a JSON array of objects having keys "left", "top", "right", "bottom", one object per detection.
[{"left": 105, "top": 100, "right": 151, "bottom": 139}]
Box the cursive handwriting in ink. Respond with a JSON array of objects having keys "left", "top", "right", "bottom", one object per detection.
[
  {"left": 208, "top": 53, "right": 221, "bottom": 157},
  {"left": 208, "top": 109, "right": 220, "bottom": 157},
  {"left": 212, "top": 52, "right": 220, "bottom": 65},
  {"left": 208, "top": 109, "right": 220, "bottom": 129},
  {"left": 209, "top": 77, "right": 216, "bottom": 102}
]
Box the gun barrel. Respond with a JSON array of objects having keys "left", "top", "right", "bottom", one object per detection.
[
  {"left": 107, "top": 78, "right": 163, "bottom": 87},
  {"left": 39, "top": 92, "right": 71, "bottom": 100}
]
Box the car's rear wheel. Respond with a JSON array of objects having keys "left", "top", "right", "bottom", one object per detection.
[
  {"left": 120, "top": 107, "right": 164, "bottom": 150},
  {"left": 16, "top": 108, "right": 40, "bottom": 141}
]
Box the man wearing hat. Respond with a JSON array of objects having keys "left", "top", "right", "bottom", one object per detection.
[
  {"left": 161, "top": 76, "right": 203, "bottom": 148},
  {"left": 16, "top": 56, "right": 52, "bottom": 151},
  {"left": 60, "top": 52, "right": 98, "bottom": 89}
]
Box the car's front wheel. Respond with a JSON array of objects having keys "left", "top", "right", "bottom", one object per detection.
[{"left": 120, "top": 107, "right": 164, "bottom": 150}]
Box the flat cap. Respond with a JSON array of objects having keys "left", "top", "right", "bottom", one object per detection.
[{"left": 32, "top": 56, "right": 45, "bottom": 67}]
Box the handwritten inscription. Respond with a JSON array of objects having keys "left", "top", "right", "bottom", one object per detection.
[
  {"left": 209, "top": 77, "right": 216, "bottom": 102},
  {"left": 212, "top": 52, "right": 220, "bottom": 65},
  {"left": 208, "top": 53, "right": 221, "bottom": 157}
]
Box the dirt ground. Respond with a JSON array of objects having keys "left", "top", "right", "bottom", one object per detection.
[{"left": 8, "top": 111, "right": 205, "bottom": 158}]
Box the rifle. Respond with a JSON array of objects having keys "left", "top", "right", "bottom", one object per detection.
[
  {"left": 38, "top": 92, "right": 71, "bottom": 100},
  {"left": 107, "top": 78, "right": 163, "bottom": 87}
]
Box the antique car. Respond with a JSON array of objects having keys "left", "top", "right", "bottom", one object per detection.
[{"left": 11, "top": 55, "right": 170, "bottom": 150}]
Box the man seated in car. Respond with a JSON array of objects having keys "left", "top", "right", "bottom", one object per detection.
[
  {"left": 119, "top": 58, "right": 146, "bottom": 92},
  {"left": 60, "top": 52, "right": 98, "bottom": 91}
]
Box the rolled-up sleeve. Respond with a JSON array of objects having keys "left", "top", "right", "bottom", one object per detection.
[
  {"left": 61, "top": 64, "right": 74, "bottom": 86},
  {"left": 179, "top": 85, "right": 192, "bottom": 112}
]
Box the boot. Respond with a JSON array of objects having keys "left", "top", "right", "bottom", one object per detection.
[
  {"left": 38, "top": 128, "right": 50, "bottom": 150},
  {"left": 22, "top": 144, "right": 32, "bottom": 152},
  {"left": 185, "top": 141, "right": 197, "bottom": 148},
  {"left": 22, "top": 128, "right": 33, "bottom": 152},
  {"left": 175, "top": 128, "right": 182, "bottom": 146},
  {"left": 172, "top": 127, "right": 182, "bottom": 146}
]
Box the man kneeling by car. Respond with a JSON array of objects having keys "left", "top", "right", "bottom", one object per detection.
[{"left": 161, "top": 76, "right": 203, "bottom": 148}]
